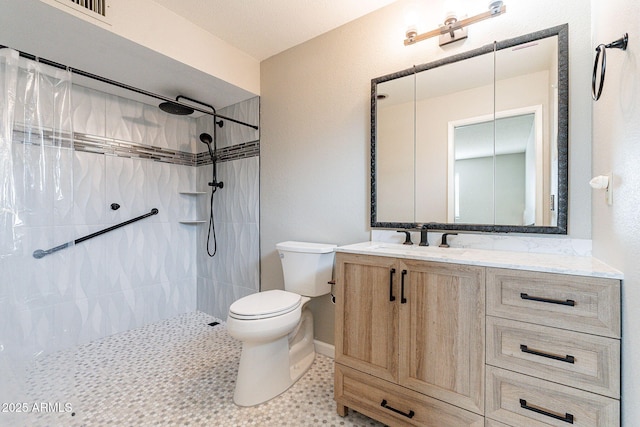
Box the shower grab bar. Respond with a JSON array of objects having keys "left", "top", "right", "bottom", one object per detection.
[{"left": 32, "top": 208, "right": 159, "bottom": 259}]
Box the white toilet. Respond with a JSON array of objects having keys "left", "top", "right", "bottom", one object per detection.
[{"left": 226, "top": 241, "right": 336, "bottom": 407}]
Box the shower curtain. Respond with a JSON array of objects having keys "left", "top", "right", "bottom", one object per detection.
[{"left": 0, "top": 48, "right": 76, "bottom": 419}]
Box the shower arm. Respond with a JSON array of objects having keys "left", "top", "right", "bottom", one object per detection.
[
  {"left": 178, "top": 95, "right": 220, "bottom": 155},
  {"left": 0, "top": 45, "right": 259, "bottom": 130},
  {"left": 188, "top": 95, "right": 221, "bottom": 178},
  {"left": 176, "top": 95, "right": 225, "bottom": 131}
]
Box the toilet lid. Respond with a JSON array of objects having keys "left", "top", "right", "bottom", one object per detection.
[{"left": 229, "top": 290, "right": 301, "bottom": 320}]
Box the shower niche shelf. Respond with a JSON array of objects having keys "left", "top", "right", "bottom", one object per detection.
[{"left": 179, "top": 191, "right": 207, "bottom": 224}]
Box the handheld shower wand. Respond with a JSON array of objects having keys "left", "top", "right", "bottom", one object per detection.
[
  {"left": 200, "top": 133, "right": 223, "bottom": 189},
  {"left": 200, "top": 132, "right": 215, "bottom": 159},
  {"left": 199, "top": 131, "right": 222, "bottom": 257}
]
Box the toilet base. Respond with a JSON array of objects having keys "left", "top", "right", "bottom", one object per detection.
[
  {"left": 233, "top": 308, "right": 315, "bottom": 407},
  {"left": 289, "top": 308, "right": 315, "bottom": 384}
]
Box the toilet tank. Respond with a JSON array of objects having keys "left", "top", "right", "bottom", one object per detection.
[{"left": 276, "top": 241, "right": 337, "bottom": 297}]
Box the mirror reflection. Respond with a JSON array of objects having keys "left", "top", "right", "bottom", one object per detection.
[
  {"left": 372, "top": 25, "right": 567, "bottom": 234},
  {"left": 451, "top": 112, "right": 538, "bottom": 225},
  {"left": 376, "top": 75, "right": 415, "bottom": 223}
]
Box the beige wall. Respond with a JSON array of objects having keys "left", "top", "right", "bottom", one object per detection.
[
  {"left": 260, "top": 0, "right": 592, "bottom": 344},
  {"left": 590, "top": 0, "right": 639, "bottom": 424}
]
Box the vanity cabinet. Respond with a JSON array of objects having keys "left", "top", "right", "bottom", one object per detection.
[
  {"left": 334, "top": 251, "right": 621, "bottom": 427},
  {"left": 334, "top": 253, "right": 485, "bottom": 426}
]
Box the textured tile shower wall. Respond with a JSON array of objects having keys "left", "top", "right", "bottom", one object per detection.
[
  {"left": 70, "top": 86, "right": 199, "bottom": 336},
  {"left": 196, "top": 97, "right": 260, "bottom": 319},
  {"left": 4, "top": 84, "right": 199, "bottom": 360}
]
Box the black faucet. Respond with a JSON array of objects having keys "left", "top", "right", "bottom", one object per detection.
[
  {"left": 439, "top": 233, "right": 458, "bottom": 248},
  {"left": 397, "top": 230, "right": 413, "bottom": 245},
  {"left": 419, "top": 223, "right": 436, "bottom": 246}
]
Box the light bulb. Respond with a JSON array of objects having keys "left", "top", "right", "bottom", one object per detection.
[
  {"left": 488, "top": 0, "right": 504, "bottom": 15},
  {"left": 403, "top": 2, "right": 419, "bottom": 39}
]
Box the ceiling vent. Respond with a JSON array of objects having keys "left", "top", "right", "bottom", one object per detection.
[
  {"left": 67, "top": 0, "right": 106, "bottom": 16},
  {"left": 53, "top": 0, "right": 109, "bottom": 21}
]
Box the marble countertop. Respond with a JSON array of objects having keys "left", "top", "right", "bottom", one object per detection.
[{"left": 336, "top": 241, "right": 623, "bottom": 279}]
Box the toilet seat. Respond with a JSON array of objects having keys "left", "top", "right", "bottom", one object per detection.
[{"left": 229, "top": 290, "right": 301, "bottom": 320}]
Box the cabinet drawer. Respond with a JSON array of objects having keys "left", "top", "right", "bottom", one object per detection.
[
  {"left": 486, "top": 366, "right": 619, "bottom": 427},
  {"left": 335, "top": 363, "right": 484, "bottom": 427},
  {"left": 486, "top": 268, "right": 620, "bottom": 338},
  {"left": 487, "top": 317, "right": 620, "bottom": 398}
]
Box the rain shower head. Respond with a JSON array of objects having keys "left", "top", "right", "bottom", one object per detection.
[
  {"left": 158, "top": 101, "right": 194, "bottom": 115},
  {"left": 159, "top": 96, "right": 227, "bottom": 128}
]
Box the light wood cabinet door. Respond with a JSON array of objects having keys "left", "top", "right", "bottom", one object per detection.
[
  {"left": 335, "top": 253, "right": 399, "bottom": 383},
  {"left": 399, "top": 260, "right": 486, "bottom": 415}
]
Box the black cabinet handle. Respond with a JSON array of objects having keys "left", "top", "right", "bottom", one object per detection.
[
  {"left": 380, "top": 399, "right": 415, "bottom": 419},
  {"left": 520, "top": 293, "right": 575, "bottom": 306},
  {"left": 400, "top": 270, "right": 408, "bottom": 304},
  {"left": 389, "top": 268, "right": 396, "bottom": 302},
  {"left": 519, "top": 399, "right": 574, "bottom": 424},
  {"left": 520, "top": 344, "right": 575, "bottom": 364}
]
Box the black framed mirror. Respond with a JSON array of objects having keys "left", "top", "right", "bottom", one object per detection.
[{"left": 371, "top": 24, "right": 568, "bottom": 234}]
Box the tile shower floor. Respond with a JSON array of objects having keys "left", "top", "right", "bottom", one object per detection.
[{"left": 9, "top": 311, "right": 383, "bottom": 427}]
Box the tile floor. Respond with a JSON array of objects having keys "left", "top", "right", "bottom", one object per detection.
[{"left": 4, "top": 311, "right": 383, "bottom": 427}]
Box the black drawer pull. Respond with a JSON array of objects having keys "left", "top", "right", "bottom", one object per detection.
[
  {"left": 519, "top": 399, "right": 574, "bottom": 424},
  {"left": 400, "top": 270, "right": 408, "bottom": 304},
  {"left": 389, "top": 268, "right": 396, "bottom": 302},
  {"left": 520, "top": 293, "right": 575, "bottom": 306},
  {"left": 381, "top": 399, "right": 415, "bottom": 419},
  {"left": 520, "top": 344, "right": 575, "bottom": 364}
]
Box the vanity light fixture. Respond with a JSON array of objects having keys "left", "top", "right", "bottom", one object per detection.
[{"left": 404, "top": 1, "right": 506, "bottom": 47}]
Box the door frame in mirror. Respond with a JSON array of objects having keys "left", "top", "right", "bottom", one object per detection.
[
  {"left": 370, "top": 24, "right": 568, "bottom": 234},
  {"left": 447, "top": 105, "right": 544, "bottom": 224}
]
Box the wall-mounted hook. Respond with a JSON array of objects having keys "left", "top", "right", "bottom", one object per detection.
[{"left": 589, "top": 173, "right": 613, "bottom": 205}]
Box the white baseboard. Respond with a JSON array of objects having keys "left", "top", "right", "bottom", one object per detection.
[{"left": 314, "top": 340, "right": 335, "bottom": 359}]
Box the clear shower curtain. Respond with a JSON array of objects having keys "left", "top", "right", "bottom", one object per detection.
[{"left": 0, "top": 48, "right": 76, "bottom": 424}]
